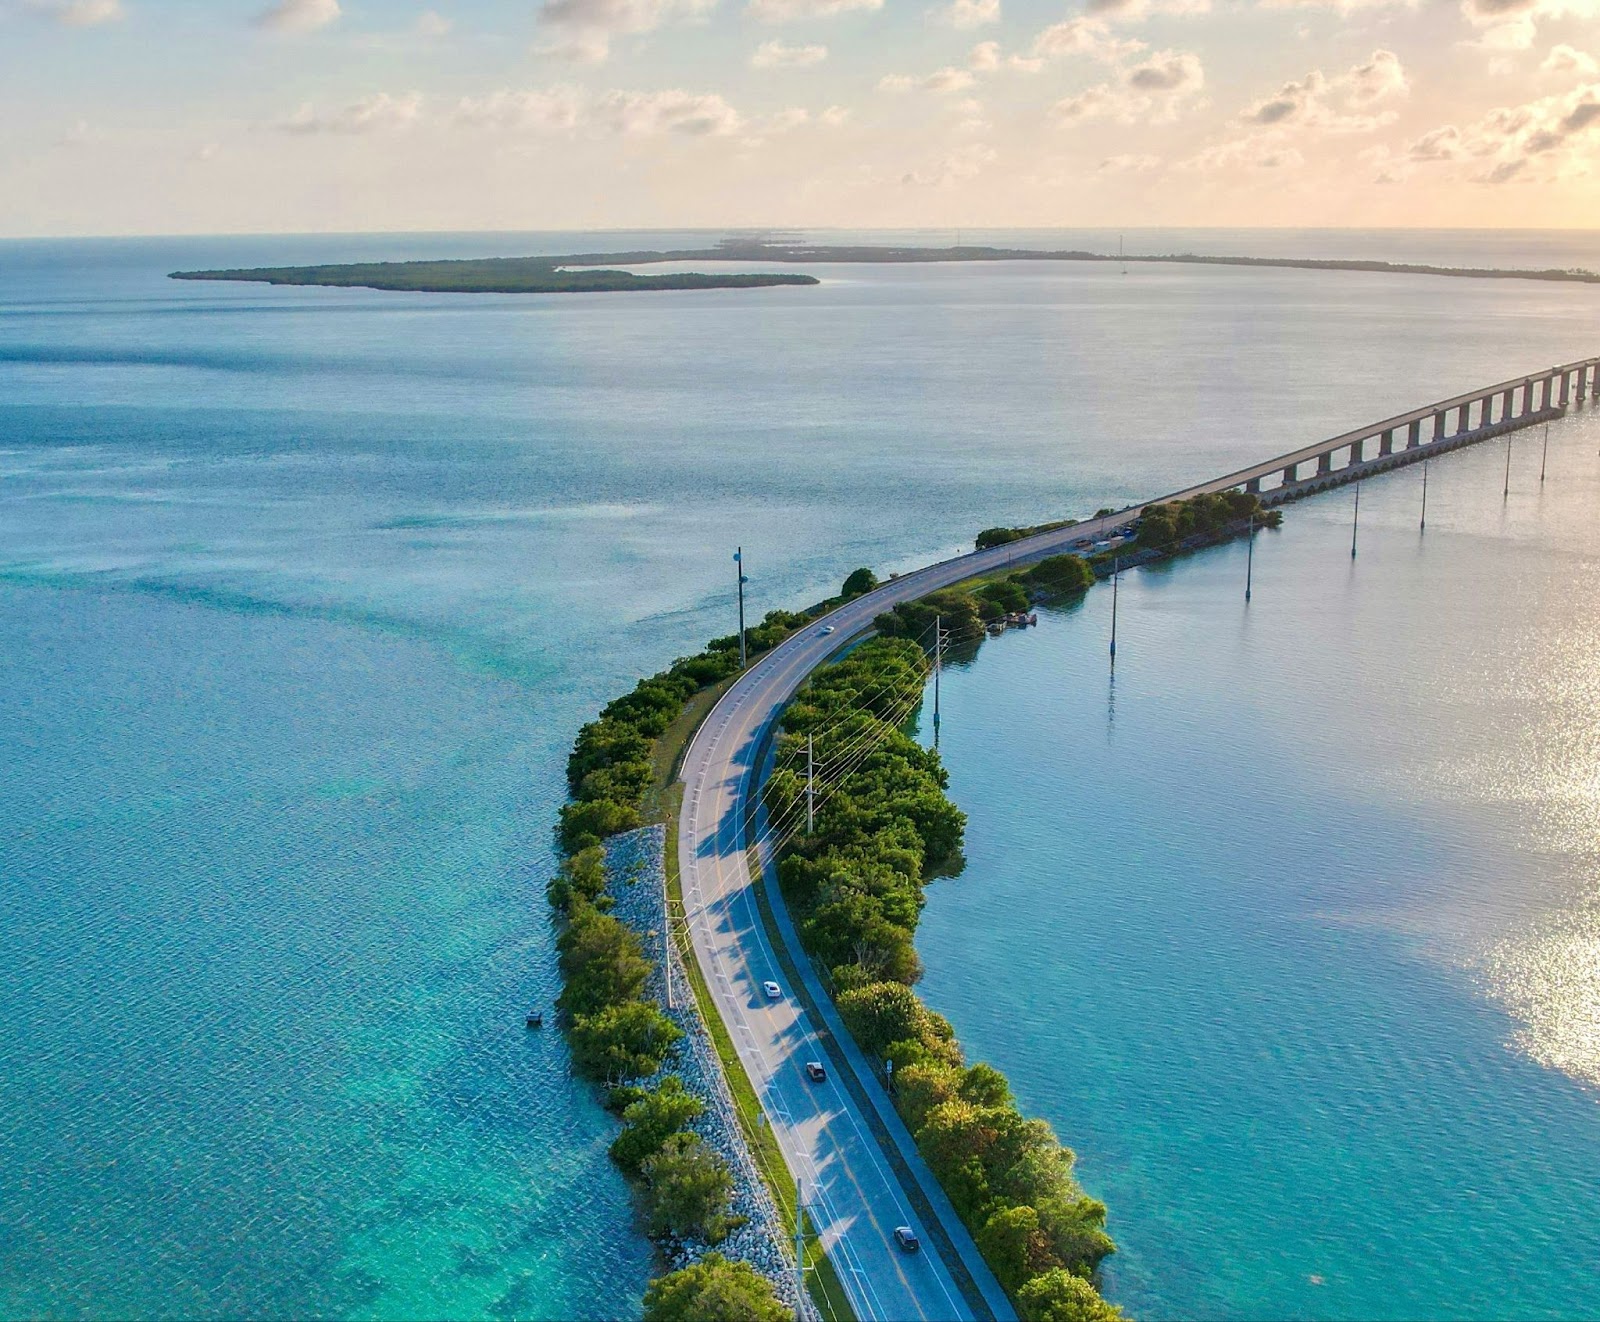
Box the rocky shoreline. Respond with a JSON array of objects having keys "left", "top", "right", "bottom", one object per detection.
[{"left": 603, "top": 826, "right": 818, "bottom": 1322}]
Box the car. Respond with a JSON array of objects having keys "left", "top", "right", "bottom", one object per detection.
[
  {"left": 894, "top": 1226, "right": 920, "bottom": 1253},
  {"left": 763, "top": 980, "right": 782, "bottom": 1001},
  {"left": 805, "top": 1061, "right": 827, "bottom": 1082},
  {"left": 819, "top": 625, "right": 836, "bottom": 636}
]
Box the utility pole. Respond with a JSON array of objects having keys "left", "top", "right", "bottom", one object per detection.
[
  {"left": 1109, "top": 557, "right": 1119, "bottom": 664},
  {"left": 1420, "top": 458, "right": 1428, "bottom": 532},
  {"left": 1541, "top": 423, "right": 1549, "bottom": 483},
  {"left": 932, "top": 615, "right": 942, "bottom": 749},
  {"left": 1504, "top": 434, "right": 1513, "bottom": 499},
  {"left": 806, "top": 734, "right": 814, "bottom": 836},
  {"left": 735, "top": 547, "right": 748, "bottom": 669},
  {"left": 1351, "top": 480, "right": 1361, "bottom": 560},
  {"left": 794, "top": 1180, "right": 805, "bottom": 1309},
  {"left": 1245, "top": 514, "right": 1254, "bottom": 603}
]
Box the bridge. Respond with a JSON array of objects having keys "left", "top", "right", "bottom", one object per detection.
[{"left": 674, "top": 353, "right": 1597, "bottom": 1322}]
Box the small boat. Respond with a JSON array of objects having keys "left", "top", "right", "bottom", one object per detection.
[{"left": 526, "top": 1011, "right": 544, "bottom": 1029}]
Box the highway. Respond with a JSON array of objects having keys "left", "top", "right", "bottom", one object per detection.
[{"left": 675, "top": 359, "right": 1591, "bottom": 1321}]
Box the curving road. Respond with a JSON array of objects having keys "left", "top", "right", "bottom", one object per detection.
[{"left": 676, "top": 362, "right": 1589, "bottom": 1321}]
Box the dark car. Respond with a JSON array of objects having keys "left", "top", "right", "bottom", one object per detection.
[
  {"left": 805, "top": 1061, "right": 827, "bottom": 1083},
  {"left": 894, "top": 1226, "right": 920, "bottom": 1253}
]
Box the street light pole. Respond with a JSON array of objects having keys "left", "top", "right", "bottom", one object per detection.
[
  {"left": 1541, "top": 423, "right": 1549, "bottom": 483},
  {"left": 735, "top": 547, "right": 748, "bottom": 669},
  {"left": 1245, "top": 514, "right": 1254, "bottom": 602},
  {"left": 933, "top": 615, "right": 942, "bottom": 749},
  {"left": 1109, "top": 557, "right": 1119, "bottom": 664},
  {"left": 1420, "top": 459, "right": 1428, "bottom": 532},
  {"left": 1351, "top": 480, "right": 1360, "bottom": 560}
]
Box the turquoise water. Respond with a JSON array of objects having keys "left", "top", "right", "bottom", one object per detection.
[
  {"left": 3, "top": 230, "right": 1600, "bottom": 1318},
  {"left": 918, "top": 407, "right": 1600, "bottom": 1320}
]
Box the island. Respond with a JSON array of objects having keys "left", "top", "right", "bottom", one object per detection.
[{"left": 169, "top": 238, "right": 1600, "bottom": 295}]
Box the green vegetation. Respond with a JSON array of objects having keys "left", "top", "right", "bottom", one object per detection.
[
  {"left": 169, "top": 258, "right": 818, "bottom": 295},
  {"left": 873, "top": 552, "right": 1094, "bottom": 646},
  {"left": 841, "top": 567, "right": 879, "bottom": 598},
  {"left": 1135, "top": 491, "right": 1280, "bottom": 552},
  {"left": 641, "top": 1132, "right": 741, "bottom": 1244},
  {"left": 643, "top": 1253, "right": 790, "bottom": 1322},
  {"left": 975, "top": 518, "right": 1078, "bottom": 550},
  {"left": 763, "top": 638, "right": 1119, "bottom": 1316}
]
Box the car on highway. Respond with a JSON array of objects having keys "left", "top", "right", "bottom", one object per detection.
[
  {"left": 762, "top": 980, "right": 782, "bottom": 1000},
  {"left": 894, "top": 1226, "right": 921, "bottom": 1253},
  {"left": 819, "top": 625, "right": 836, "bottom": 635},
  {"left": 805, "top": 1061, "right": 827, "bottom": 1082}
]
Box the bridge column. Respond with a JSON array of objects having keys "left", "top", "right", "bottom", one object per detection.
[
  {"left": 1501, "top": 388, "right": 1514, "bottom": 422},
  {"left": 1245, "top": 476, "right": 1261, "bottom": 494},
  {"left": 1318, "top": 450, "right": 1334, "bottom": 476},
  {"left": 1432, "top": 411, "right": 1446, "bottom": 441},
  {"left": 1457, "top": 402, "right": 1473, "bottom": 434},
  {"left": 1408, "top": 419, "right": 1423, "bottom": 448},
  {"left": 1349, "top": 438, "right": 1363, "bottom": 467},
  {"left": 1560, "top": 370, "right": 1572, "bottom": 407},
  {"left": 1282, "top": 463, "right": 1298, "bottom": 487},
  {"left": 1379, "top": 428, "right": 1395, "bottom": 456}
]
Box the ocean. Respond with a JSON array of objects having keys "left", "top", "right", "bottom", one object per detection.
[{"left": 2, "top": 229, "right": 1597, "bottom": 1319}]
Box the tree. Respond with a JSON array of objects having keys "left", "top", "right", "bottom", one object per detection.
[
  {"left": 837, "top": 982, "right": 933, "bottom": 1057},
  {"left": 978, "top": 1205, "right": 1063, "bottom": 1294},
  {"left": 640, "top": 1133, "right": 738, "bottom": 1244},
  {"left": 1015, "top": 1268, "right": 1123, "bottom": 1322},
  {"left": 642, "top": 1253, "right": 790, "bottom": 1322},
  {"left": 611, "top": 1076, "right": 704, "bottom": 1174},
  {"left": 842, "top": 567, "right": 879, "bottom": 597},
  {"left": 568, "top": 1000, "right": 682, "bottom": 1084},
  {"left": 556, "top": 904, "right": 652, "bottom": 1018}
]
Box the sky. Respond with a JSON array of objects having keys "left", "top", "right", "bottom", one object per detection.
[{"left": 1, "top": 0, "right": 1598, "bottom": 235}]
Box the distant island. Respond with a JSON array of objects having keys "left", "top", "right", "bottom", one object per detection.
[{"left": 170, "top": 239, "right": 1600, "bottom": 294}]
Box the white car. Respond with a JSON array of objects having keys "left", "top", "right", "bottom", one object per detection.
[
  {"left": 819, "top": 625, "right": 836, "bottom": 636},
  {"left": 763, "top": 980, "right": 782, "bottom": 1001}
]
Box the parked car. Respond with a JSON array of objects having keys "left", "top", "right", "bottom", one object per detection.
[
  {"left": 763, "top": 980, "right": 782, "bottom": 1001},
  {"left": 805, "top": 1061, "right": 827, "bottom": 1082},
  {"left": 894, "top": 1226, "right": 921, "bottom": 1253}
]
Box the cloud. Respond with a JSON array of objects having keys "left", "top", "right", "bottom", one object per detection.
[
  {"left": 751, "top": 38, "right": 828, "bottom": 65},
  {"left": 1543, "top": 43, "right": 1598, "bottom": 75},
  {"left": 254, "top": 0, "right": 341, "bottom": 33},
  {"left": 414, "top": 10, "right": 452, "bottom": 38},
  {"left": 746, "top": 0, "right": 883, "bottom": 21},
  {"left": 456, "top": 88, "right": 586, "bottom": 130},
  {"left": 1085, "top": 0, "right": 1211, "bottom": 18},
  {"left": 1260, "top": 0, "right": 1417, "bottom": 10},
  {"left": 932, "top": 0, "right": 999, "bottom": 27},
  {"left": 880, "top": 66, "right": 977, "bottom": 92},
  {"left": 1239, "top": 51, "right": 1405, "bottom": 131},
  {"left": 1180, "top": 135, "right": 1305, "bottom": 169},
  {"left": 534, "top": 0, "right": 715, "bottom": 62},
  {"left": 1458, "top": 0, "right": 1599, "bottom": 54},
  {"left": 969, "top": 39, "right": 1001, "bottom": 69},
  {"left": 900, "top": 143, "right": 997, "bottom": 186},
  {"left": 1029, "top": 16, "right": 1145, "bottom": 62},
  {"left": 1098, "top": 152, "right": 1162, "bottom": 170},
  {"left": 1405, "top": 80, "right": 1600, "bottom": 182},
  {"left": 1054, "top": 48, "right": 1205, "bottom": 122},
  {"left": 819, "top": 103, "right": 851, "bottom": 124},
  {"left": 596, "top": 88, "right": 743, "bottom": 134},
  {"left": 278, "top": 92, "right": 422, "bottom": 133},
  {"left": 25, "top": 0, "right": 123, "bottom": 25}
]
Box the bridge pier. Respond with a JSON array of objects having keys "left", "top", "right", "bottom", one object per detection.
[
  {"left": 1456, "top": 401, "right": 1472, "bottom": 434},
  {"left": 1432, "top": 410, "right": 1446, "bottom": 441},
  {"left": 1318, "top": 451, "right": 1334, "bottom": 476},
  {"left": 1408, "top": 419, "right": 1423, "bottom": 449},
  {"left": 1349, "top": 438, "right": 1363, "bottom": 467},
  {"left": 1245, "top": 476, "right": 1261, "bottom": 494},
  {"left": 1379, "top": 428, "right": 1395, "bottom": 456},
  {"left": 1501, "top": 387, "right": 1514, "bottom": 422},
  {"left": 1283, "top": 462, "right": 1298, "bottom": 486},
  {"left": 1560, "top": 370, "right": 1572, "bottom": 408}
]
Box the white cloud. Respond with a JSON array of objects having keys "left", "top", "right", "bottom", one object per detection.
[
  {"left": 1099, "top": 151, "right": 1162, "bottom": 170},
  {"left": 597, "top": 88, "right": 743, "bottom": 134},
  {"left": 969, "top": 39, "right": 1001, "bottom": 69},
  {"left": 456, "top": 87, "right": 586, "bottom": 130},
  {"left": 1086, "top": 0, "right": 1211, "bottom": 18},
  {"left": 414, "top": 10, "right": 452, "bottom": 38},
  {"left": 1459, "top": 0, "right": 1599, "bottom": 54},
  {"left": 534, "top": 0, "right": 715, "bottom": 62},
  {"left": 1030, "top": 17, "right": 1146, "bottom": 63},
  {"left": 880, "top": 66, "right": 977, "bottom": 92},
  {"left": 278, "top": 91, "right": 422, "bottom": 133},
  {"left": 932, "top": 0, "right": 999, "bottom": 27},
  {"left": 1054, "top": 49, "right": 1205, "bottom": 122},
  {"left": 1260, "top": 0, "right": 1417, "bottom": 11},
  {"left": 1344, "top": 48, "right": 1408, "bottom": 103},
  {"left": 254, "top": 0, "right": 341, "bottom": 33},
  {"left": 1239, "top": 51, "right": 1405, "bottom": 131},
  {"left": 900, "top": 142, "right": 997, "bottom": 186},
  {"left": 1181, "top": 135, "right": 1305, "bottom": 169},
  {"left": 26, "top": 0, "right": 123, "bottom": 25},
  {"left": 1405, "top": 80, "right": 1600, "bottom": 183},
  {"left": 819, "top": 103, "right": 851, "bottom": 124},
  {"left": 746, "top": 0, "right": 883, "bottom": 21},
  {"left": 1543, "top": 43, "right": 1599, "bottom": 76},
  {"left": 751, "top": 38, "right": 828, "bottom": 65}
]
